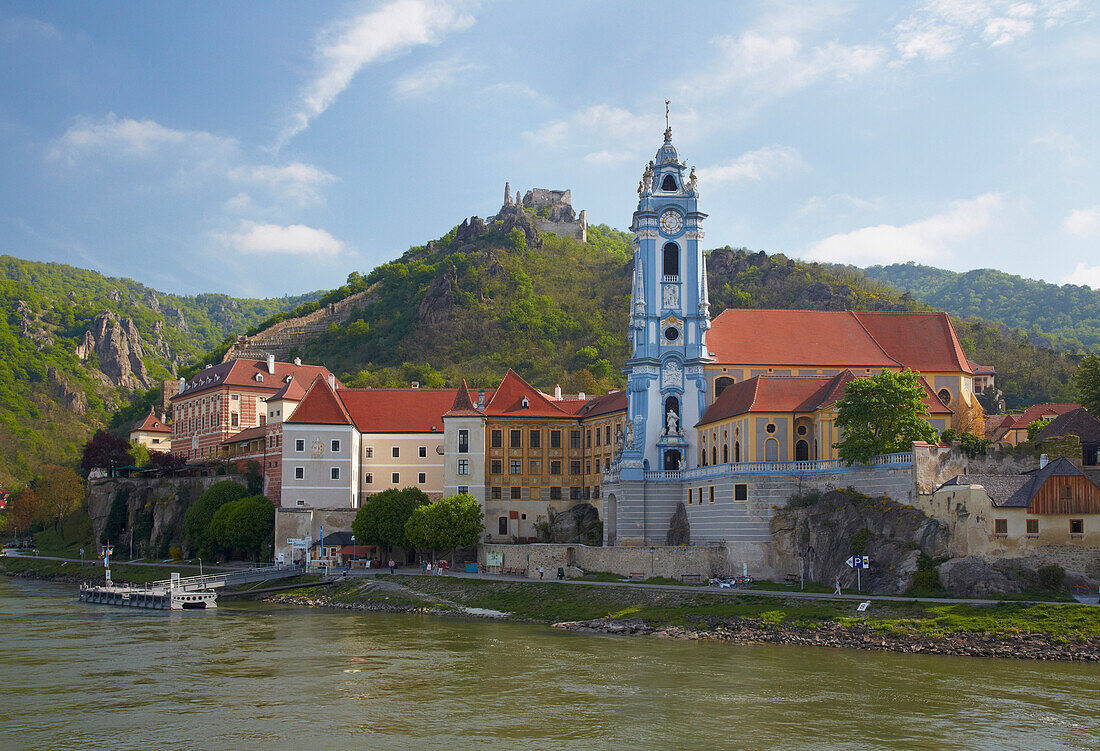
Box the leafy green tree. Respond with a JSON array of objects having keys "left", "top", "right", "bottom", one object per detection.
[
  {"left": 33, "top": 465, "right": 84, "bottom": 530},
  {"left": 404, "top": 493, "right": 483, "bottom": 565},
  {"left": 183, "top": 480, "right": 248, "bottom": 557},
  {"left": 834, "top": 369, "right": 938, "bottom": 465},
  {"left": 129, "top": 441, "right": 151, "bottom": 468},
  {"left": 1027, "top": 419, "right": 1052, "bottom": 442},
  {"left": 209, "top": 495, "right": 275, "bottom": 560},
  {"left": 352, "top": 487, "right": 429, "bottom": 556},
  {"left": 1076, "top": 354, "right": 1100, "bottom": 415},
  {"left": 959, "top": 432, "right": 991, "bottom": 458}
]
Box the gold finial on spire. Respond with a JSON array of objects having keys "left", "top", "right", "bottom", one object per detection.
[{"left": 664, "top": 100, "right": 672, "bottom": 141}]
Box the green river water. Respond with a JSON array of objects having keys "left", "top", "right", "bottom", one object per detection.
[{"left": 1, "top": 578, "right": 1098, "bottom": 750}]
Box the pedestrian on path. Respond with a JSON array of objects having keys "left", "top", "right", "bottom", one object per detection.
[
  {"left": 538, "top": 565, "right": 544, "bottom": 580},
  {"left": 426, "top": 561, "right": 432, "bottom": 575},
  {"left": 388, "top": 559, "right": 395, "bottom": 574},
  {"left": 834, "top": 575, "right": 842, "bottom": 595}
]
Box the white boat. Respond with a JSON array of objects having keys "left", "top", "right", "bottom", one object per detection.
[
  {"left": 171, "top": 589, "right": 217, "bottom": 609},
  {"left": 78, "top": 583, "right": 217, "bottom": 610}
]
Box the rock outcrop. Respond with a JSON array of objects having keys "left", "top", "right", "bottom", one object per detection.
[
  {"left": 771, "top": 489, "right": 950, "bottom": 594},
  {"left": 46, "top": 367, "right": 87, "bottom": 415},
  {"left": 74, "top": 310, "right": 154, "bottom": 389},
  {"left": 540, "top": 503, "right": 602, "bottom": 545},
  {"left": 665, "top": 502, "right": 690, "bottom": 546},
  {"left": 417, "top": 264, "right": 460, "bottom": 326}
]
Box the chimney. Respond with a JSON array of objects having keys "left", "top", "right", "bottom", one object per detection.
[
  {"left": 294, "top": 357, "right": 301, "bottom": 366},
  {"left": 328, "top": 374, "right": 336, "bottom": 390},
  {"left": 266, "top": 354, "right": 276, "bottom": 374},
  {"left": 477, "top": 389, "right": 485, "bottom": 409},
  {"left": 554, "top": 384, "right": 562, "bottom": 400},
  {"left": 578, "top": 391, "right": 586, "bottom": 401},
  {"left": 411, "top": 381, "right": 420, "bottom": 389},
  {"left": 178, "top": 377, "right": 185, "bottom": 394},
  {"left": 1039, "top": 454, "right": 1049, "bottom": 469}
]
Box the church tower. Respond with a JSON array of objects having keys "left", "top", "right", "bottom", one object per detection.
[{"left": 619, "top": 120, "right": 709, "bottom": 479}]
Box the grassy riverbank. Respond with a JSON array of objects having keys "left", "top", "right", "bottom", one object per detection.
[{"left": 0, "top": 556, "right": 211, "bottom": 585}]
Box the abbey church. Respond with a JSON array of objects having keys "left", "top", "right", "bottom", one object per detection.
[{"left": 260, "top": 125, "right": 983, "bottom": 558}]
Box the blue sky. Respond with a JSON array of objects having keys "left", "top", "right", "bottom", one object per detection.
[{"left": 1, "top": 1, "right": 1098, "bottom": 297}]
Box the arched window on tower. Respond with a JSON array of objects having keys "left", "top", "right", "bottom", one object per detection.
[
  {"left": 735, "top": 441, "right": 741, "bottom": 463},
  {"left": 663, "top": 243, "right": 679, "bottom": 279},
  {"left": 661, "top": 174, "right": 677, "bottom": 191},
  {"left": 715, "top": 376, "right": 735, "bottom": 398}
]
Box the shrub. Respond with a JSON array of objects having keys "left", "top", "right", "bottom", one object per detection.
[
  {"left": 1037, "top": 564, "right": 1066, "bottom": 591},
  {"left": 850, "top": 527, "right": 873, "bottom": 554},
  {"left": 911, "top": 568, "right": 942, "bottom": 592},
  {"left": 787, "top": 489, "right": 822, "bottom": 508}
]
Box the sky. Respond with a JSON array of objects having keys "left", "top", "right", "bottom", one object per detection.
[{"left": 1, "top": 0, "right": 1098, "bottom": 298}]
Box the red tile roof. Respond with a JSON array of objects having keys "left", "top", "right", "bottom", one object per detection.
[
  {"left": 1003, "top": 404, "right": 1081, "bottom": 430},
  {"left": 131, "top": 411, "right": 171, "bottom": 434},
  {"left": 266, "top": 377, "right": 306, "bottom": 403},
  {"left": 574, "top": 390, "right": 628, "bottom": 419},
  {"left": 338, "top": 388, "right": 458, "bottom": 433},
  {"left": 481, "top": 369, "right": 572, "bottom": 418},
  {"left": 221, "top": 425, "right": 269, "bottom": 445},
  {"left": 444, "top": 380, "right": 482, "bottom": 417},
  {"left": 171, "top": 358, "right": 337, "bottom": 400},
  {"left": 285, "top": 376, "right": 354, "bottom": 426},
  {"left": 706, "top": 309, "right": 973, "bottom": 374}
]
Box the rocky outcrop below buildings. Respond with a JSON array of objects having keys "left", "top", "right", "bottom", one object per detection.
[{"left": 771, "top": 489, "right": 950, "bottom": 595}]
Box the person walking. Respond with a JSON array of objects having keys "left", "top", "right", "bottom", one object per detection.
[
  {"left": 388, "top": 559, "right": 395, "bottom": 574},
  {"left": 426, "top": 561, "right": 432, "bottom": 576},
  {"left": 538, "top": 565, "right": 544, "bottom": 580},
  {"left": 834, "top": 575, "right": 842, "bottom": 595}
]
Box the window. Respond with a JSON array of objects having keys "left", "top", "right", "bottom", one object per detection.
[
  {"left": 606, "top": 425, "right": 611, "bottom": 444},
  {"left": 550, "top": 486, "right": 562, "bottom": 500},
  {"left": 295, "top": 439, "right": 304, "bottom": 452},
  {"left": 550, "top": 430, "right": 561, "bottom": 448},
  {"left": 331, "top": 467, "right": 340, "bottom": 480},
  {"left": 585, "top": 460, "right": 591, "bottom": 475},
  {"left": 331, "top": 439, "right": 340, "bottom": 452},
  {"left": 392, "top": 447, "right": 400, "bottom": 458},
  {"left": 709, "top": 486, "right": 715, "bottom": 504},
  {"left": 491, "top": 486, "right": 502, "bottom": 500},
  {"left": 594, "top": 429, "right": 601, "bottom": 447},
  {"left": 529, "top": 429, "right": 540, "bottom": 448},
  {"left": 570, "top": 460, "right": 581, "bottom": 475},
  {"left": 938, "top": 388, "right": 952, "bottom": 406},
  {"left": 491, "top": 430, "right": 502, "bottom": 448},
  {"left": 296, "top": 499, "right": 305, "bottom": 507},
  {"left": 570, "top": 430, "right": 581, "bottom": 449},
  {"left": 419, "top": 446, "right": 427, "bottom": 458},
  {"left": 586, "top": 430, "right": 592, "bottom": 448},
  {"left": 662, "top": 242, "right": 679, "bottom": 278},
  {"left": 418, "top": 472, "right": 426, "bottom": 484},
  {"left": 735, "top": 484, "right": 747, "bottom": 501},
  {"left": 294, "top": 467, "right": 304, "bottom": 480},
  {"left": 550, "top": 460, "right": 562, "bottom": 475},
  {"left": 1070, "top": 519, "right": 1084, "bottom": 535},
  {"left": 1026, "top": 519, "right": 1039, "bottom": 535},
  {"left": 458, "top": 486, "right": 468, "bottom": 494},
  {"left": 231, "top": 413, "right": 239, "bottom": 427},
  {"left": 1062, "top": 485, "right": 1072, "bottom": 499},
  {"left": 510, "top": 460, "right": 521, "bottom": 474},
  {"left": 365, "top": 473, "right": 373, "bottom": 484},
  {"left": 765, "top": 423, "right": 777, "bottom": 434},
  {"left": 499, "top": 517, "right": 508, "bottom": 535},
  {"left": 510, "top": 429, "right": 522, "bottom": 448},
  {"left": 231, "top": 394, "right": 239, "bottom": 401},
  {"left": 529, "top": 460, "right": 540, "bottom": 474},
  {"left": 688, "top": 488, "right": 693, "bottom": 504},
  {"left": 994, "top": 518, "right": 1008, "bottom": 535},
  {"left": 458, "top": 459, "right": 469, "bottom": 475},
  {"left": 570, "top": 487, "right": 581, "bottom": 500},
  {"left": 391, "top": 472, "right": 400, "bottom": 484},
  {"left": 458, "top": 429, "right": 469, "bottom": 454},
  {"left": 661, "top": 174, "right": 677, "bottom": 191},
  {"left": 365, "top": 446, "right": 373, "bottom": 458},
  {"left": 797, "top": 424, "right": 808, "bottom": 436},
  {"left": 491, "top": 460, "right": 502, "bottom": 475}
]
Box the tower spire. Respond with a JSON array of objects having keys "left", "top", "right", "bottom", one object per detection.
[{"left": 664, "top": 100, "right": 672, "bottom": 142}]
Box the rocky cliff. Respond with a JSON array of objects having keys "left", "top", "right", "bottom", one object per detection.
[{"left": 74, "top": 310, "right": 156, "bottom": 389}]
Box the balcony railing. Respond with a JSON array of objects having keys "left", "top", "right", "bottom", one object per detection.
[{"left": 605, "top": 452, "right": 913, "bottom": 483}]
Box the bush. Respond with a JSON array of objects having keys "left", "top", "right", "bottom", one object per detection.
[
  {"left": 911, "top": 568, "right": 942, "bottom": 592},
  {"left": 1037, "top": 564, "right": 1066, "bottom": 591},
  {"left": 850, "top": 527, "right": 873, "bottom": 554},
  {"left": 787, "top": 489, "right": 822, "bottom": 509}
]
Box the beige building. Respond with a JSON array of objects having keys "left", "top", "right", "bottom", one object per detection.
[{"left": 129, "top": 409, "right": 172, "bottom": 450}]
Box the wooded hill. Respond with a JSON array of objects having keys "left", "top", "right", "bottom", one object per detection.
[
  {"left": 0, "top": 254, "right": 317, "bottom": 486},
  {"left": 862, "top": 263, "right": 1100, "bottom": 354}
]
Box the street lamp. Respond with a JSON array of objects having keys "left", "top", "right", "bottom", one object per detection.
[{"left": 198, "top": 556, "right": 203, "bottom": 578}]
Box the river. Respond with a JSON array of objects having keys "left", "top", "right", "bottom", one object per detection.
[{"left": 1, "top": 578, "right": 1098, "bottom": 750}]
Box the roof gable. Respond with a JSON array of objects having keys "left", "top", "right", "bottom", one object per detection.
[
  {"left": 284, "top": 376, "right": 353, "bottom": 426},
  {"left": 173, "top": 358, "right": 337, "bottom": 400},
  {"left": 483, "top": 369, "right": 570, "bottom": 418},
  {"left": 444, "top": 380, "right": 482, "bottom": 418},
  {"left": 132, "top": 411, "right": 171, "bottom": 433},
  {"left": 1009, "top": 403, "right": 1083, "bottom": 431},
  {"left": 853, "top": 311, "right": 973, "bottom": 374}
]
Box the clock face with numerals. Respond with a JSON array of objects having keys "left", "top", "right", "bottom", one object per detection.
[{"left": 658, "top": 210, "right": 684, "bottom": 235}]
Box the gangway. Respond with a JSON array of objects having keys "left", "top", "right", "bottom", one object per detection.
[{"left": 150, "top": 563, "right": 300, "bottom": 593}]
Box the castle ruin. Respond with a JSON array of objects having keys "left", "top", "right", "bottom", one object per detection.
[{"left": 500, "top": 181, "right": 587, "bottom": 242}]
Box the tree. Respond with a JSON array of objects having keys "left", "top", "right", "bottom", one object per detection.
[
  {"left": 1027, "top": 419, "right": 1052, "bottom": 442},
  {"left": 80, "top": 430, "right": 133, "bottom": 476},
  {"left": 6, "top": 487, "right": 46, "bottom": 538},
  {"left": 129, "top": 441, "right": 151, "bottom": 468},
  {"left": 33, "top": 465, "right": 84, "bottom": 530},
  {"left": 404, "top": 493, "right": 483, "bottom": 566},
  {"left": 183, "top": 480, "right": 248, "bottom": 557},
  {"left": 209, "top": 495, "right": 274, "bottom": 560},
  {"left": 1076, "top": 354, "right": 1100, "bottom": 416},
  {"left": 148, "top": 450, "right": 187, "bottom": 473},
  {"left": 834, "top": 368, "right": 938, "bottom": 465},
  {"left": 352, "top": 487, "right": 429, "bottom": 557}
]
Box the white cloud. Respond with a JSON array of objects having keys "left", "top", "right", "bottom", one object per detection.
[
  {"left": 486, "top": 83, "right": 553, "bottom": 106},
  {"left": 280, "top": 0, "right": 475, "bottom": 144},
  {"left": 804, "top": 193, "right": 1003, "bottom": 265},
  {"left": 393, "top": 57, "right": 479, "bottom": 98},
  {"left": 583, "top": 150, "right": 635, "bottom": 165},
  {"left": 48, "top": 113, "right": 235, "bottom": 162},
  {"left": 796, "top": 193, "right": 879, "bottom": 217},
  {"left": 229, "top": 162, "right": 336, "bottom": 205},
  {"left": 894, "top": 1, "right": 1082, "bottom": 61},
  {"left": 224, "top": 192, "right": 253, "bottom": 212},
  {"left": 1063, "top": 262, "right": 1100, "bottom": 289},
  {"left": 698, "top": 146, "right": 805, "bottom": 186},
  {"left": 1063, "top": 205, "right": 1100, "bottom": 237},
  {"left": 224, "top": 222, "right": 346, "bottom": 257}
]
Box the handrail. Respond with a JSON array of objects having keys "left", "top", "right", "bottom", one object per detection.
[{"left": 607, "top": 452, "right": 914, "bottom": 483}]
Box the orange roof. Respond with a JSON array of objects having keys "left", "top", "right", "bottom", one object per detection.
[
  {"left": 338, "top": 388, "right": 457, "bottom": 433},
  {"left": 707, "top": 309, "right": 973, "bottom": 374},
  {"left": 285, "top": 376, "right": 354, "bottom": 426},
  {"left": 131, "top": 411, "right": 171, "bottom": 434},
  {"left": 221, "top": 425, "right": 268, "bottom": 445},
  {"left": 266, "top": 377, "right": 306, "bottom": 403},
  {"left": 482, "top": 370, "right": 572, "bottom": 418},
  {"left": 1003, "top": 403, "right": 1081, "bottom": 430},
  {"left": 574, "top": 390, "right": 628, "bottom": 419},
  {"left": 172, "top": 358, "right": 337, "bottom": 400},
  {"left": 444, "top": 380, "right": 482, "bottom": 417},
  {"left": 853, "top": 311, "right": 972, "bottom": 374}
]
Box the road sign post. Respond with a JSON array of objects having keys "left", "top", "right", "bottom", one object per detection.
[{"left": 846, "top": 555, "right": 870, "bottom": 592}]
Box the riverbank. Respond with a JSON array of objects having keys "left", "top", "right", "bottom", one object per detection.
[
  {"left": 0, "top": 555, "right": 210, "bottom": 585},
  {"left": 267, "top": 574, "right": 1100, "bottom": 662}
]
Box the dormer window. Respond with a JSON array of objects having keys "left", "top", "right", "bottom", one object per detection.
[
  {"left": 521, "top": 397, "right": 530, "bottom": 408},
  {"left": 661, "top": 174, "right": 677, "bottom": 191},
  {"left": 255, "top": 373, "right": 263, "bottom": 382}
]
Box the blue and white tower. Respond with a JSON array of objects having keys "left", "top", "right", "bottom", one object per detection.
[{"left": 619, "top": 121, "right": 710, "bottom": 480}]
